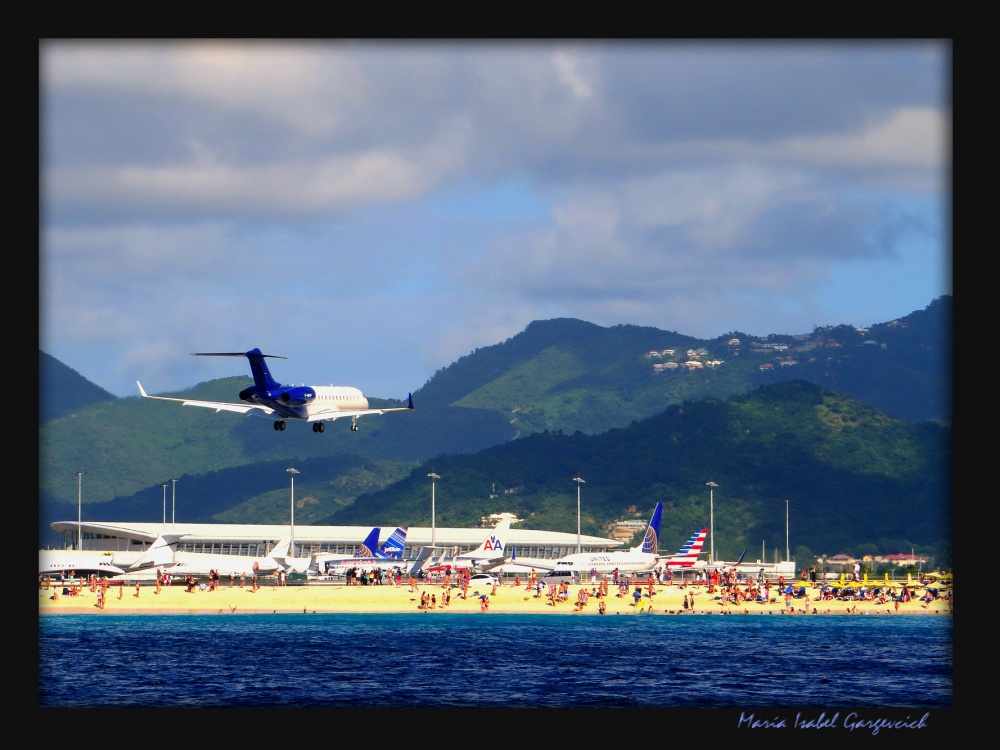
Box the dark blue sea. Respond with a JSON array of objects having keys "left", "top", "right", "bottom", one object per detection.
[{"left": 39, "top": 613, "right": 953, "bottom": 719}]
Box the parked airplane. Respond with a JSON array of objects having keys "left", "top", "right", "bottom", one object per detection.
[
  {"left": 413, "top": 514, "right": 515, "bottom": 576},
  {"left": 659, "top": 528, "right": 709, "bottom": 568},
  {"left": 136, "top": 348, "right": 413, "bottom": 433},
  {"left": 126, "top": 534, "right": 292, "bottom": 578},
  {"left": 305, "top": 526, "right": 409, "bottom": 578},
  {"left": 500, "top": 504, "right": 705, "bottom": 578},
  {"left": 118, "top": 533, "right": 187, "bottom": 572},
  {"left": 39, "top": 550, "right": 127, "bottom": 579}
]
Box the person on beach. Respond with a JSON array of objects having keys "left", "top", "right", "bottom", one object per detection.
[
  {"left": 155, "top": 575, "right": 161, "bottom": 595},
  {"left": 633, "top": 586, "right": 642, "bottom": 607},
  {"left": 134, "top": 581, "right": 141, "bottom": 598}
]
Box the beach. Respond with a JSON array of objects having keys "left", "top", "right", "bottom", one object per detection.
[{"left": 38, "top": 578, "right": 953, "bottom": 616}]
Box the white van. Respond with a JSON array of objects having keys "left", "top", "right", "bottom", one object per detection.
[{"left": 541, "top": 570, "right": 580, "bottom": 585}]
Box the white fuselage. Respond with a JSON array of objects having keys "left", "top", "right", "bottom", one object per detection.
[
  {"left": 514, "top": 551, "right": 659, "bottom": 577},
  {"left": 165, "top": 552, "right": 283, "bottom": 578},
  {"left": 304, "top": 386, "right": 368, "bottom": 417}
]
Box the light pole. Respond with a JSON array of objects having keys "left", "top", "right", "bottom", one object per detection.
[
  {"left": 427, "top": 472, "right": 440, "bottom": 547},
  {"left": 573, "top": 476, "right": 585, "bottom": 554},
  {"left": 161, "top": 483, "right": 168, "bottom": 528},
  {"left": 74, "top": 471, "right": 86, "bottom": 550},
  {"left": 706, "top": 481, "right": 718, "bottom": 563},
  {"left": 287, "top": 468, "right": 300, "bottom": 557},
  {"left": 170, "top": 478, "right": 178, "bottom": 530},
  {"left": 785, "top": 499, "right": 790, "bottom": 562}
]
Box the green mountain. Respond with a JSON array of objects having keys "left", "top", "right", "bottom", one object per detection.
[{"left": 39, "top": 296, "right": 951, "bottom": 561}]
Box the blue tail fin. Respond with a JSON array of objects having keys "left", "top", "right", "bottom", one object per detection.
[
  {"left": 357, "top": 527, "right": 381, "bottom": 558},
  {"left": 192, "top": 348, "right": 286, "bottom": 393},
  {"left": 378, "top": 526, "right": 408, "bottom": 559},
  {"left": 244, "top": 348, "right": 283, "bottom": 391},
  {"left": 639, "top": 502, "right": 664, "bottom": 554}
]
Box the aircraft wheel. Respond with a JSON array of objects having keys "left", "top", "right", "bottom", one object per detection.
[
  {"left": 274, "top": 421, "right": 281, "bottom": 431},
  {"left": 279, "top": 420, "right": 286, "bottom": 431},
  {"left": 351, "top": 422, "right": 358, "bottom": 431},
  {"left": 317, "top": 422, "right": 325, "bottom": 433}
]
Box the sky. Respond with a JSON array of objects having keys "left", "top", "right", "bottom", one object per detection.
[{"left": 40, "top": 40, "right": 951, "bottom": 400}]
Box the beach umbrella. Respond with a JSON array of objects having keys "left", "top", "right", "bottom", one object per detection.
[
  {"left": 839, "top": 573, "right": 846, "bottom": 586},
  {"left": 927, "top": 582, "right": 947, "bottom": 590},
  {"left": 863, "top": 572, "right": 868, "bottom": 584},
  {"left": 884, "top": 572, "right": 890, "bottom": 584},
  {"left": 926, "top": 572, "right": 943, "bottom": 579}
]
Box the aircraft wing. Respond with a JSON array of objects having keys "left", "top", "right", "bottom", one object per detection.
[
  {"left": 474, "top": 556, "right": 513, "bottom": 572},
  {"left": 137, "top": 382, "right": 276, "bottom": 417}
]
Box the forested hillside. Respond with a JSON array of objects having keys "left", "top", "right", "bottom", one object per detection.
[{"left": 39, "top": 297, "right": 951, "bottom": 560}]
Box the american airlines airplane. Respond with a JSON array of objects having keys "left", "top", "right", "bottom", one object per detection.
[
  {"left": 137, "top": 348, "right": 413, "bottom": 433},
  {"left": 412, "top": 514, "right": 515, "bottom": 576}
]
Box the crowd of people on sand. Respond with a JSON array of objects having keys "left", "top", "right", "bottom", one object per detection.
[{"left": 40, "top": 562, "right": 952, "bottom": 616}]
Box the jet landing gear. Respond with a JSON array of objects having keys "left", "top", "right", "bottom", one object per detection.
[
  {"left": 312, "top": 422, "right": 325, "bottom": 433},
  {"left": 273, "top": 420, "right": 286, "bottom": 431},
  {"left": 351, "top": 420, "right": 359, "bottom": 431}
]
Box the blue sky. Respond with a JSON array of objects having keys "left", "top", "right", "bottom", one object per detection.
[{"left": 40, "top": 40, "right": 951, "bottom": 400}]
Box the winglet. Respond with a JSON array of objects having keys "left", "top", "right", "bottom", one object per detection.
[
  {"left": 137, "top": 381, "right": 149, "bottom": 398},
  {"left": 407, "top": 393, "right": 414, "bottom": 410}
]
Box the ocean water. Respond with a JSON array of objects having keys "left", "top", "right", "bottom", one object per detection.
[{"left": 38, "top": 613, "right": 952, "bottom": 711}]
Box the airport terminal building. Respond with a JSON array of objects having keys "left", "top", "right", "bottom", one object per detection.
[{"left": 48, "top": 518, "right": 625, "bottom": 563}]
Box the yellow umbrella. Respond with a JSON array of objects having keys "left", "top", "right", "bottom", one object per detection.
[
  {"left": 884, "top": 572, "right": 889, "bottom": 584},
  {"left": 839, "top": 573, "right": 846, "bottom": 586},
  {"left": 863, "top": 572, "right": 868, "bottom": 584}
]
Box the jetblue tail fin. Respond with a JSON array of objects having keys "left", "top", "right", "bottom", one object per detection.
[
  {"left": 377, "top": 526, "right": 408, "bottom": 559},
  {"left": 637, "top": 502, "right": 664, "bottom": 554}
]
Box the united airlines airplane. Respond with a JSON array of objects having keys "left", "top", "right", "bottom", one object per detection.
[
  {"left": 502, "top": 503, "right": 708, "bottom": 577},
  {"left": 137, "top": 348, "right": 413, "bottom": 433}
]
